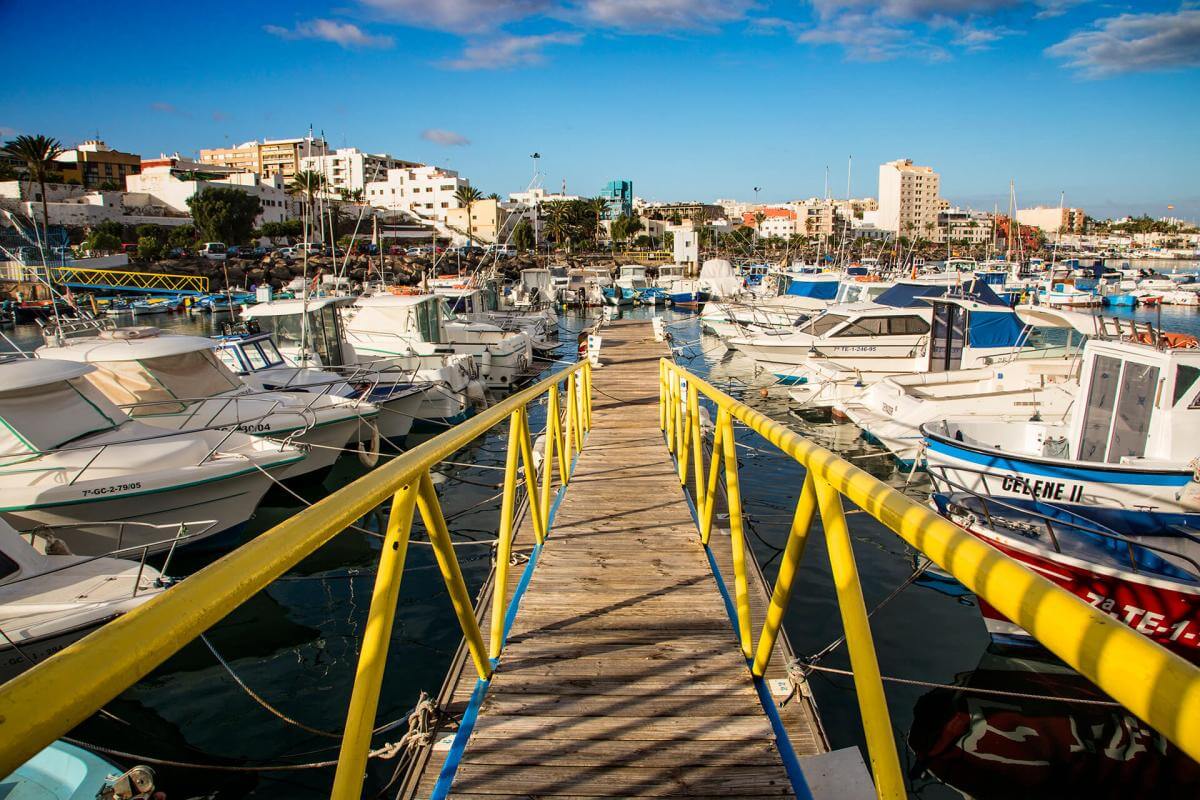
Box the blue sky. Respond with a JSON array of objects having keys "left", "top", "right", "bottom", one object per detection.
[{"left": 2, "top": 0, "right": 1197, "bottom": 219}]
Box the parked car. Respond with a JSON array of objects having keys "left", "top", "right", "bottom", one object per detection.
[
  {"left": 454, "top": 246, "right": 487, "bottom": 257},
  {"left": 120, "top": 243, "right": 139, "bottom": 255},
  {"left": 199, "top": 242, "right": 228, "bottom": 261},
  {"left": 276, "top": 246, "right": 296, "bottom": 260},
  {"left": 166, "top": 247, "right": 191, "bottom": 258}
]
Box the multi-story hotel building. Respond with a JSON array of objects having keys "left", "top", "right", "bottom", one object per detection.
[{"left": 877, "top": 159, "right": 941, "bottom": 236}]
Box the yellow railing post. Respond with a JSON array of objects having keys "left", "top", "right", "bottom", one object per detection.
[
  {"left": 719, "top": 412, "right": 753, "bottom": 659},
  {"left": 582, "top": 361, "right": 592, "bottom": 432},
  {"left": 677, "top": 380, "right": 693, "bottom": 486},
  {"left": 564, "top": 372, "right": 578, "bottom": 478},
  {"left": 541, "top": 387, "right": 560, "bottom": 525},
  {"left": 489, "top": 410, "right": 524, "bottom": 659},
  {"left": 415, "top": 470, "right": 492, "bottom": 682},
  {"left": 813, "top": 475, "right": 905, "bottom": 800},
  {"left": 331, "top": 482, "right": 419, "bottom": 800},
  {"left": 659, "top": 360, "right": 667, "bottom": 431},
  {"left": 517, "top": 405, "right": 547, "bottom": 545},
  {"left": 699, "top": 409, "right": 726, "bottom": 545},
  {"left": 752, "top": 472, "right": 818, "bottom": 677},
  {"left": 665, "top": 368, "right": 677, "bottom": 455},
  {"left": 689, "top": 383, "right": 706, "bottom": 509},
  {"left": 549, "top": 383, "right": 567, "bottom": 487}
]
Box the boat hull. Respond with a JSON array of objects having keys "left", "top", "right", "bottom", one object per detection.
[
  {"left": 0, "top": 463, "right": 293, "bottom": 556},
  {"left": 957, "top": 516, "right": 1200, "bottom": 660},
  {"left": 924, "top": 432, "right": 1200, "bottom": 536}
]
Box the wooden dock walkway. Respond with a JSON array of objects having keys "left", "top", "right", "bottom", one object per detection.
[{"left": 403, "top": 319, "right": 828, "bottom": 798}]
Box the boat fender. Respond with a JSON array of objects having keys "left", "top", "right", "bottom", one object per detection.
[
  {"left": 481, "top": 349, "right": 493, "bottom": 378},
  {"left": 357, "top": 419, "right": 381, "bottom": 468},
  {"left": 464, "top": 379, "right": 488, "bottom": 410}
]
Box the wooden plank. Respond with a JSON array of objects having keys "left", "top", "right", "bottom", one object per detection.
[
  {"left": 451, "top": 764, "right": 792, "bottom": 796},
  {"left": 401, "top": 320, "right": 825, "bottom": 799},
  {"left": 457, "top": 736, "right": 783, "bottom": 767}
]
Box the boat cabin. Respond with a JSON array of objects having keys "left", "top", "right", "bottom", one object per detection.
[
  {"left": 1068, "top": 335, "right": 1200, "bottom": 465},
  {"left": 0, "top": 360, "right": 126, "bottom": 461},
  {"left": 616, "top": 265, "right": 650, "bottom": 290},
  {"left": 240, "top": 297, "right": 356, "bottom": 368},
  {"left": 37, "top": 329, "right": 245, "bottom": 415},
  {"left": 214, "top": 331, "right": 288, "bottom": 375}
]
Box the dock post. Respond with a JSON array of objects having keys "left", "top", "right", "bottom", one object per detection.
[
  {"left": 752, "top": 472, "right": 818, "bottom": 676},
  {"left": 331, "top": 482, "right": 419, "bottom": 800},
  {"left": 814, "top": 475, "right": 905, "bottom": 799}
]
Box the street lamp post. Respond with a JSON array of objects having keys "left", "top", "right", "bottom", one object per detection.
[{"left": 531, "top": 152, "right": 541, "bottom": 258}]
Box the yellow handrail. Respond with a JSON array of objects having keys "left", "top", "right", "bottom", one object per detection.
[
  {"left": 0, "top": 360, "right": 591, "bottom": 788},
  {"left": 51, "top": 266, "right": 210, "bottom": 293},
  {"left": 660, "top": 359, "right": 1200, "bottom": 800}
]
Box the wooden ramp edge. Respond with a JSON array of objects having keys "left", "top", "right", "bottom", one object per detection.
[{"left": 400, "top": 319, "right": 827, "bottom": 799}]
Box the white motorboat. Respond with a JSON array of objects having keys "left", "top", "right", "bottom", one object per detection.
[
  {"left": 736, "top": 282, "right": 1033, "bottom": 408},
  {"left": 345, "top": 293, "right": 532, "bottom": 391},
  {"left": 699, "top": 295, "right": 822, "bottom": 341},
  {"left": 37, "top": 326, "right": 373, "bottom": 480},
  {"left": 240, "top": 297, "right": 484, "bottom": 434},
  {"left": 214, "top": 330, "right": 422, "bottom": 446},
  {"left": 433, "top": 285, "right": 558, "bottom": 353},
  {"left": 0, "top": 359, "right": 301, "bottom": 552},
  {"left": 923, "top": 317, "right": 1200, "bottom": 537},
  {"left": 0, "top": 518, "right": 192, "bottom": 681},
  {"left": 842, "top": 305, "right": 1089, "bottom": 465}
]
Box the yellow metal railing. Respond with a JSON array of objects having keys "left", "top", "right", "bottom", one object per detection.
[
  {"left": 660, "top": 359, "right": 1200, "bottom": 800},
  {"left": 51, "top": 266, "right": 210, "bottom": 293},
  {"left": 0, "top": 360, "right": 592, "bottom": 796}
]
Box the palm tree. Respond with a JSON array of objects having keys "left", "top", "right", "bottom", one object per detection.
[
  {"left": 543, "top": 202, "right": 570, "bottom": 251},
  {"left": 586, "top": 197, "right": 608, "bottom": 246},
  {"left": 350, "top": 188, "right": 365, "bottom": 204},
  {"left": 454, "top": 184, "right": 484, "bottom": 247},
  {"left": 2, "top": 134, "right": 64, "bottom": 240},
  {"left": 289, "top": 170, "right": 326, "bottom": 227}
]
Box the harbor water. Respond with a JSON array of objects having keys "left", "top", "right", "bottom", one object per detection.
[{"left": 4, "top": 273, "right": 1199, "bottom": 798}]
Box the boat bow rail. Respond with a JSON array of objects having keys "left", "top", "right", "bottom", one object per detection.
[
  {"left": 660, "top": 358, "right": 1200, "bottom": 799},
  {"left": 0, "top": 359, "right": 593, "bottom": 791}
]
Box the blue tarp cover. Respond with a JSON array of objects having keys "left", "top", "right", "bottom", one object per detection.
[
  {"left": 875, "top": 279, "right": 1006, "bottom": 308},
  {"left": 786, "top": 277, "right": 840, "bottom": 299},
  {"left": 968, "top": 310, "right": 1027, "bottom": 349}
]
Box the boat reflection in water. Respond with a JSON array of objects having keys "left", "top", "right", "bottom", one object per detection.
[{"left": 908, "top": 649, "right": 1200, "bottom": 798}]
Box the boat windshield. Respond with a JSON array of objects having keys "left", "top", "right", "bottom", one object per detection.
[
  {"left": 253, "top": 308, "right": 344, "bottom": 367},
  {"left": 88, "top": 350, "right": 242, "bottom": 415},
  {"left": 802, "top": 314, "right": 848, "bottom": 336},
  {"left": 0, "top": 378, "right": 124, "bottom": 458}
]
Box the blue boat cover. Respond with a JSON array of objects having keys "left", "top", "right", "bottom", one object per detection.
[
  {"left": 967, "top": 310, "right": 1027, "bottom": 349},
  {"left": 785, "top": 277, "right": 840, "bottom": 299},
  {"left": 874, "top": 279, "right": 1006, "bottom": 308}
]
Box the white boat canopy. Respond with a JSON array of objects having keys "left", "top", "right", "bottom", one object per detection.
[
  {"left": 0, "top": 360, "right": 125, "bottom": 458},
  {"left": 1012, "top": 305, "right": 1098, "bottom": 335}
]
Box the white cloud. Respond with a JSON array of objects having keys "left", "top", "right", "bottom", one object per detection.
[
  {"left": 809, "top": 0, "right": 1020, "bottom": 21},
  {"left": 149, "top": 102, "right": 189, "bottom": 117},
  {"left": 265, "top": 18, "right": 394, "bottom": 49},
  {"left": 1047, "top": 9, "right": 1200, "bottom": 77},
  {"left": 421, "top": 128, "right": 471, "bottom": 146},
  {"left": 357, "top": 0, "right": 551, "bottom": 34},
  {"left": 581, "top": 0, "right": 757, "bottom": 32},
  {"left": 442, "top": 32, "right": 583, "bottom": 70},
  {"left": 0, "top": 126, "right": 18, "bottom": 138}
]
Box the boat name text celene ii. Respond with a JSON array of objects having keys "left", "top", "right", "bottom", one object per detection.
[
  {"left": 1084, "top": 591, "right": 1198, "bottom": 649},
  {"left": 81, "top": 481, "right": 142, "bottom": 497},
  {"left": 1001, "top": 474, "right": 1085, "bottom": 503}
]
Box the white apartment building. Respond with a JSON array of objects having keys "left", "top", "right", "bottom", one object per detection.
[
  {"left": 299, "top": 148, "right": 419, "bottom": 196},
  {"left": 936, "top": 208, "right": 993, "bottom": 245},
  {"left": 0, "top": 182, "right": 189, "bottom": 228},
  {"left": 877, "top": 159, "right": 941, "bottom": 236},
  {"left": 1017, "top": 206, "right": 1086, "bottom": 235},
  {"left": 127, "top": 158, "right": 295, "bottom": 225},
  {"left": 365, "top": 165, "right": 468, "bottom": 222}
]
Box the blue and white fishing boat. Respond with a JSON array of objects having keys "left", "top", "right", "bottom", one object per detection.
[
  {"left": 655, "top": 265, "right": 707, "bottom": 307},
  {"left": 923, "top": 317, "right": 1200, "bottom": 536},
  {"left": 601, "top": 286, "right": 636, "bottom": 306}
]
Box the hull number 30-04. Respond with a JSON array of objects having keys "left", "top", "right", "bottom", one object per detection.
[{"left": 82, "top": 482, "right": 143, "bottom": 497}]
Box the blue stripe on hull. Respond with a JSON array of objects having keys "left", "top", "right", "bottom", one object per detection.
[{"left": 926, "top": 436, "right": 1191, "bottom": 487}]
